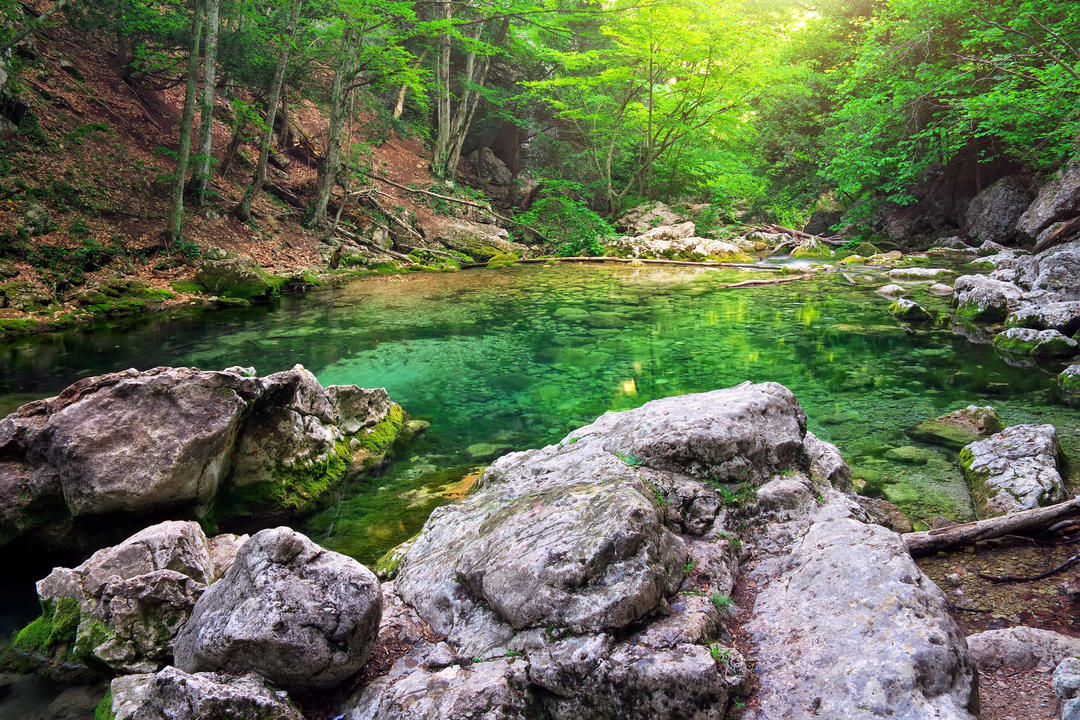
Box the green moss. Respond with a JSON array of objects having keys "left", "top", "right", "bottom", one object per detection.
[
  {"left": 486, "top": 253, "right": 519, "bottom": 269},
  {"left": 705, "top": 250, "right": 754, "bottom": 263},
  {"left": 907, "top": 420, "right": 980, "bottom": 449},
  {"left": 195, "top": 261, "right": 286, "bottom": 302},
  {"left": 218, "top": 440, "right": 351, "bottom": 519},
  {"left": 0, "top": 317, "right": 41, "bottom": 333},
  {"left": 853, "top": 242, "right": 880, "bottom": 256},
  {"left": 94, "top": 689, "right": 114, "bottom": 720},
  {"left": 836, "top": 254, "right": 864, "bottom": 266},
  {"left": 957, "top": 300, "right": 1006, "bottom": 323},
  {"left": 889, "top": 299, "right": 932, "bottom": 323},
  {"left": 72, "top": 618, "right": 114, "bottom": 665},
  {"left": 374, "top": 534, "right": 418, "bottom": 580},
  {"left": 992, "top": 331, "right": 1038, "bottom": 355},
  {"left": 357, "top": 403, "right": 405, "bottom": 453},
  {"left": 12, "top": 597, "right": 80, "bottom": 655}
]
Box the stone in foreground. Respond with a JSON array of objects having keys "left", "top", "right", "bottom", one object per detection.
[
  {"left": 110, "top": 666, "right": 304, "bottom": 720},
  {"left": 960, "top": 424, "right": 1066, "bottom": 516},
  {"left": 174, "top": 526, "right": 381, "bottom": 692}
]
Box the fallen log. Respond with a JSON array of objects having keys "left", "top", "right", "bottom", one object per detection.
[
  {"left": 904, "top": 496, "right": 1080, "bottom": 557},
  {"left": 335, "top": 227, "right": 415, "bottom": 264},
  {"left": 1031, "top": 216, "right": 1080, "bottom": 255}
]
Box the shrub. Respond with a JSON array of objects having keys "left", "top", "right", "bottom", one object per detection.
[{"left": 517, "top": 181, "right": 614, "bottom": 257}]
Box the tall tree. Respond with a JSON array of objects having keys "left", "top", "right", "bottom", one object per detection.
[
  {"left": 236, "top": 0, "right": 301, "bottom": 221},
  {"left": 191, "top": 0, "right": 220, "bottom": 205},
  {"left": 166, "top": 0, "right": 204, "bottom": 245},
  {"left": 310, "top": 25, "right": 357, "bottom": 227}
]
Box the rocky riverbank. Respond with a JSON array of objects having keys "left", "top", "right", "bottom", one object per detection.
[{"left": 0, "top": 378, "right": 1057, "bottom": 718}]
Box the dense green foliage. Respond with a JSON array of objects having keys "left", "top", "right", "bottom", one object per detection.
[{"left": 2, "top": 0, "right": 1077, "bottom": 226}]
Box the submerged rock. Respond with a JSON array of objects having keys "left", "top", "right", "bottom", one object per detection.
[
  {"left": 929, "top": 283, "right": 954, "bottom": 296},
  {"left": 0, "top": 365, "right": 404, "bottom": 550},
  {"left": 960, "top": 424, "right": 1066, "bottom": 516},
  {"left": 174, "top": 526, "right": 381, "bottom": 692},
  {"left": 888, "top": 267, "right": 950, "bottom": 280},
  {"left": 907, "top": 406, "right": 1004, "bottom": 449},
  {"left": 875, "top": 283, "right": 907, "bottom": 298},
  {"left": 992, "top": 327, "right": 1079, "bottom": 358},
  {"left": 109, "top": 667, "right": 304, "bottom": 720}
]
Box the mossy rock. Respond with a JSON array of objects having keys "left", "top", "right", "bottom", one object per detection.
[
  {"left": 956, "top": 300, "right": 1008, "bottom": 324},
  {"left": 1057, "top": 366, "right": 1080, "bottom": 405},
  {"left": 195, "top": 259, "right": 285, "bottom": 302},
  {"left": 0, "top": 316, "right": 41, "bottom": 334},
  {"left": 373, "top": 535, "right": 418, "bottom": 580},
  {"left": 993, "top": 328, "right": 1079, "bottom": 358},
  {"left": 853, "top": 242, "right": 880, "bottom": 256},
  {"left": 908, "top": 421, "right": 981, "bottom": 450},
  {"left": 95, "top": 689, "right": 114, "bottom": 720},
  {"left": 889, "top": 299, "right": 932, "bottom": 323},
  {"left": 486, "top": 253, "right": 519, "bottom": 269},
  {"left": 6, "top": 597, "right": 98, "bottom": 681},
  {"left": 836, "top": 255, "right": 865, "bottom": 266},
  {"left": 215, "top": 440, "right": 352, "bottom": 522}
]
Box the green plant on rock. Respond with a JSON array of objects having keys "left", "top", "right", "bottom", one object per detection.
[
  {"left": 94, "top": 689, "right": 114, "bottom": 720},
  {"left": 12, "top": 597, "right": 81, "bottom": 656},
  {"left": 710, "top": 592, "right": 734, "bottom": 615}
]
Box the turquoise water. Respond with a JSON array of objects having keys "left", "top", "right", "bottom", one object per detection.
[{"left": 1, "top": 263, "right": 1078, "bottom": 568}]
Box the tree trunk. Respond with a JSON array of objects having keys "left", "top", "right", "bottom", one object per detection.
[
  {"left": 309, "top": 27, "right": 356, "bottom": 228},
  {"left": 192, "top": 0, "right": 220, "bottom": 205},
  {"left": 236, "top": 0, "right": 301, "bottom": 221},
  {"left": 904, "top": 497, "right": 1080, "bottom": 557},
  {"left": 432, "top": 0, "right": 452, "bottom": 175},
  {"left": 392, "top": 49, "right": 428, "bottom": 119},
  {"left": 166, "top": 0, "right": 204, "bottom": 246}
]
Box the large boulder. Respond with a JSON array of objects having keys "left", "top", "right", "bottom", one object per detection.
[
  {"left": 611, "top": 225, "right": 752, "bottom": 262},
  {"left": 0, "top": 366, "right": 403, "bottom": 549},
  {"left": 109, "top": 667, "right": 304, "bottom": 720},
  {"left": 433, "top": 221, "right": 527, "bottom": 262},
  {"left": 745, "top": 515, "right": 977, "bottom": 720},
  {"left": 469, "top": 146, "right": 513, "bottom": 186},
  {"left": 1026, "top": 244, "right": 1080, "bottom": 302},
  {"left": 347, "top": 382, "right": 976, "bottom": 720},
  {"left": 953, "top": 274, "right": 1023, "bottom": 322},
  {"left": 960, "top": 424, "right": 1066, "bottom": 516},
  {"left": 195, "top": 259, "right": 282, "bottom": 302},
  {"left": 1017, "top": 160, "right": 1080, "bottom": 241},
  {"left": 965, "top": 175, "right": 1034, "bottom": 245},
  {"left": 174, "top": 526, "right": 382, "bottom": 692},
  {"left": 13, "top": 521, "right": 223, "bottom": 678}
]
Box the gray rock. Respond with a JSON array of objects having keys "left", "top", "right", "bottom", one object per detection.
[
  {"left": 967, "top": 626, "right": 1080, "bottom": 672},
  {"left": 1017, "top": 160, "right": 1080, "bottom": 240},
  {"left": 22, "top": 204, "right": 51, "bottom": 236},
  {"left": 0, "top": 366, "right": 400, "bottom": 548},
  {"left": 930, "top": 283, "right": 954, "bottom": 296},
  {"left": 349, "top": 657, "right": 531, "bottom": 720},
  {"left": 876, "top": 283, "right": 907, "bottom": 298},
  {"left": 746, "top": 516, "right": 977, "bottom": 720},
  {"left": 978, "top": 240, "right": 1011, "bottom": 256},
  {"left": 471, "top": 147, "right": 513, "bottom": 185},
  {"left": 961, "top": 424, "right": 1066, "bottom": 516},
  {"left": 965, "top": 175, "right": 1034, "bottom": 244},
  {"left": 1054, "top": 657, "right": 1080, "bottom": 720},
  {"left": 1028, "top": 245, "right": 1080, "bottom": 302},
  {"left": 953, "top": 274, "right": 1023, "bottom": 321},
  {"left": 615, "top": 202, "right": 689, "bottom": 235},
  {"left": 206, "top": 532, "right": 248, "bottom": 581},
  {"left": 804, "top": 430, "right": 853, "bottom": 493},
  {"left": 110, "top": 667, "right": 304, "bottom": 720},
  {"left": 27, "top": 522, "right": 216, "bottom": 675},
  {"left": 1006, "top": 300, "right": 1080, "bottom": 335},
  {"left": 174, "top": 526, "right": 382, "bottom": 692},
  {"left": 993, "top": 327, "right": 1079, "bottom": 358}
]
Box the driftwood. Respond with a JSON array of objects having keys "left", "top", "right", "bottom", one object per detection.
[
  {"left": 904, "top": 496, "right": 1080, "bottom": 557},
  {"left": 513, "top": 256, "right": 788, "bottom": 271},
  {"left": 976, "top": 553, "right": 1080, "bottom": 583},
  {"left": 752, "top": 223, "right": 844, "bottom": 247},
  {"left": 1031, "top": 216, "right": 1080, "bottom": 254}
]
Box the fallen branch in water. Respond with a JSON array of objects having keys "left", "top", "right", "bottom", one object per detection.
[
  {"left": 905, "top": 496, "right": 1080, "bottom": 556},
  {"left": 976, "top": 553, "right": 1080, "bottom": 583},
  {"left": 751, "top": 223, "right": 844, "bottom": 247}
]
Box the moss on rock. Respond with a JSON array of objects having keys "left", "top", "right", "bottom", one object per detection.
[
  {"left": 195, "top": 260, "right": 285, "bottom": 302},
  {"left": 486, "top": 253, "right": 519, "bottom": 269},
  {"left": 12, "top": 597, "right": 81, "bottom": 656}
]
